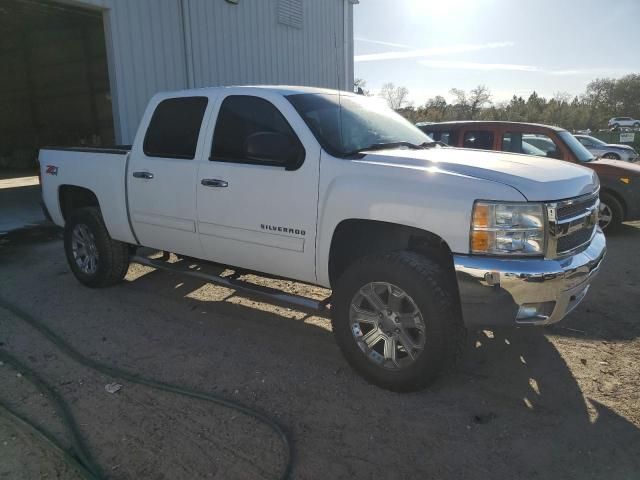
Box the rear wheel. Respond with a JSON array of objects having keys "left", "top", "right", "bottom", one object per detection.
[
  {"left": 598, "top": 192, "right": 623, "bottom": 232},
  {"left": 64, "top": 207, "right": 130, "bottom": 287},
  {"left": 332, "top": 251, "right": 465, "bottom": 392}
]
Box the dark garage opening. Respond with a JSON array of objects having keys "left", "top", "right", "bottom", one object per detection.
[{"left": 0, "top": 0, "right": 115, "bottom": 175}]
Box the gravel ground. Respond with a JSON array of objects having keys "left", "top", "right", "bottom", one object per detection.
[{"left": 1, "top": 223, "right": 639, "bottom": 479}]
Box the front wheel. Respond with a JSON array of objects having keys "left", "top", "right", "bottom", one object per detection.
[
  {"left": 64, "top": 207, "right": 130, "bottom": 288},
  {"left": 602, "top": 152, "right": 620, "bottom": 160},
  {"left": 332, "top": 251, "right": 465, "bottom": 392}
]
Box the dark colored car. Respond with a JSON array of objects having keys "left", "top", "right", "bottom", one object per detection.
[{"left": 416, "top": 121, "right": 640, "bottom": 231}]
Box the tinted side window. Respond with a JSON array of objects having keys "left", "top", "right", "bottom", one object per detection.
[
  {"left": 437, "top": 130, "right": 458, "bottom": 145},
  {"left": 463, "top": 131, "right": 494, "bottom": 150},
  {"left": 502, "top": 132, "right": 560, "bottom": 158},
  {"left": 211, "top": 95, "right": 303, "bottom": 166},
  {"left": 143, "top": 97, "right": 208, "bottom": 159}
]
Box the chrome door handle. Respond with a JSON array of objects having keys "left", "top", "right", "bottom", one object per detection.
[
  {"left": 201, "top": 179, "right": 228, "bottom": 187},
  {"left": 132, "top": 171, "right": 154, "bottom": 179}
]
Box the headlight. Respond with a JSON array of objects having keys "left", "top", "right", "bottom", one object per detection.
[{"left": 471, "top": 202, "right": 545, "bottom": 256}]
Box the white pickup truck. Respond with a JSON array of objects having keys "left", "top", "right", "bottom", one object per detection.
[{"left": 40, "top": 86, "right": 606, "bottom": 391}]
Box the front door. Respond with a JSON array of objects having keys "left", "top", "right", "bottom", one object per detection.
[
  {"left": 127, "top": 96, "right": 209, "bottom": 257},
  {"left": 196, "top": 94, "right": 320, "bottom": 284}
]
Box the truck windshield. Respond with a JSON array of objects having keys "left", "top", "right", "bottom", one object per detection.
[
  {"left": 558, "top": 131, "right": 596, "bottom": 162},
  {"left": 287, "top": 93, "right": 433, "bottom": 157}
]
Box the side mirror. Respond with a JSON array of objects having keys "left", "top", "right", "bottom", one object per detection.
[{"left": 244, "top": 132, "right": 304, "bottom": 170}]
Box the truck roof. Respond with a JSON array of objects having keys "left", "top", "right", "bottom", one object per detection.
[
  {"left": 420, "top": 120, "right": 566, "bottom": 132},
  {"left": 156, "top": 85, "right": 354, "bottom": 98}
]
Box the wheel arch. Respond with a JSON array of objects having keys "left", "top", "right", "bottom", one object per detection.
[
  {"left": 327, "top": 219, "right": 456, "bottom": 289},
  {"left": 58, "top": 185, "right": 102, "bottom": 222}
]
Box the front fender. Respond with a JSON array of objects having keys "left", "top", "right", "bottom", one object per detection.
[{"left": 315, "top": 157, "right": 526, "bottom": 287}]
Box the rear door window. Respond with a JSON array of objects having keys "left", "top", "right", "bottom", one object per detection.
[
  {"left": 143, "top": 97, "right": 209, "bottom": 159},
  {"left": 463, "top": 131, "right": 494, "bottom": 150}
]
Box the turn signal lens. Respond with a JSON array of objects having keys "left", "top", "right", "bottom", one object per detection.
[
  {"left": 472, "top": 204, "right": 489, "bottom": 228},
  {"left": 471, "top": 231, "right": 490, "bottom": 251},
  {"left": 620, "top": 177, "right": 631, "bottom": 184}
]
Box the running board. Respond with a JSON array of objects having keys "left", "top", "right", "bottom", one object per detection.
[{"left": 130, "top": 255, "right": 330, "bottom": 313}]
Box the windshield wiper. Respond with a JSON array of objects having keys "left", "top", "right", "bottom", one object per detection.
[
  {"left": 345, "top": 141, "right": 427, "bottom": 157},
  {"left": 420, "top": 141, "right": 448, "bottom": 148}
]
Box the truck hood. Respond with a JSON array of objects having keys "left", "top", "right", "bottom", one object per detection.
[{"left": 357, "top": 147, "right": 599, "bottom": 201}]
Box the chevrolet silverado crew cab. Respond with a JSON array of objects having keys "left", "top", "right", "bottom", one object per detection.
[{"left": 40, "top": 86, "right": 606, "bottom": 392}]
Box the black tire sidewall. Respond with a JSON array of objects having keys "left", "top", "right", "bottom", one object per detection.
[
  {"left": 64, "top": 208, "right": 114, "bottom": 287},
  {"left": 332, "top": 253, "right": 455, "bottom": 391}
]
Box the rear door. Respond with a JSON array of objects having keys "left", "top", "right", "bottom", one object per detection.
[
  {"left": 196, "top": 93, "right": 320, "bottom": 283},
  {"left": 127, "top": 96, "right": 209, "bottom": 257}
]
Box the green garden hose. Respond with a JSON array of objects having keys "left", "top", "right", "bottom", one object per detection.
[{"left": 0, "top": 297, "right": 293, "bottom": 480}]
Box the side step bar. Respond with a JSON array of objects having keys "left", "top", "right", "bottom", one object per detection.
[{"left": 130, "top": 255, "right": 330, "bottom": 314}]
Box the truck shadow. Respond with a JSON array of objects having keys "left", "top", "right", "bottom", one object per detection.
[{"left": 118, "top": 258, "right": 640, "bottom": 478}]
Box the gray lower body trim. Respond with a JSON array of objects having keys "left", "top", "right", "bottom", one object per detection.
[{"left": 130, "top": 255, "right": 329, "bottom": 313}]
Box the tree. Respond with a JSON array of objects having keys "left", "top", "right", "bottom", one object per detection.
[
  {"left": 468, "top": 85, "right": 492, "bottom": 119},
  {"left": 354, "top": 78, "right": 372, "bottom": 96},
  {"left": 379, "top": 82, "right": 410, "bottom": 110},
  {"left": 392, "top": 73, "right": 640, "bottom": 134}
]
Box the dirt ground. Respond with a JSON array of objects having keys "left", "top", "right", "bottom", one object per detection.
[{"left": 0, "top": 223, "right": 639, "bottom": 480}]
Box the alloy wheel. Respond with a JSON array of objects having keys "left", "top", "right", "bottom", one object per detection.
[
  {"left": 599, "top": 202, "right": 613, "bottom": 230},
  {"left": 71, "top": 224, "right": 99, "bottom": 274},
  {"left": 349, "top": 282, "right": 426, "bottom": 370}
]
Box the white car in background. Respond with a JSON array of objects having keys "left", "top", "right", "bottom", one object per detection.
[
  {"left": 608, "top": 117, "right": 640, "bottom": 129},
  {"left": 575, "top": 134, "right": 639, "bottom": 162}
]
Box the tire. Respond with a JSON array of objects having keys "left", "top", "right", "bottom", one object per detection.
[
  {"left": 64, "top": 207, "right": 130, "bottom": 288},
  {"left": 602, "top": 152, "right": 620, "bottom": 160},
  {"left": 633, "top": 122, "right": 640, "bottom": 129},
  {"left": 612, "top": 123, "right": 620, "bottom": 130},
  {"left": 599, "top": 192, "right": 624, "bottom": 232},
  {"left": 331, "top": 251, "right": 465, "bottom": 392}
]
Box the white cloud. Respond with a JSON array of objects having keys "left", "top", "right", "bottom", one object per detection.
[
  {"left": 354, "top": 41, "right": 515, "bottom": 63},
  {"left": 419, "top": 60, "right": 539, "bottom": 72},
  {"left": 418, "top": 61, "right": 635, "bottom": 77},
  {"left": 354, "top": 36, "right": 414, "bottom": 50}
]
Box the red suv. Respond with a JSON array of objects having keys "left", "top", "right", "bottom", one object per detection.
[{"left": 416, "top": 121, "right": 640, "bottom": 231}]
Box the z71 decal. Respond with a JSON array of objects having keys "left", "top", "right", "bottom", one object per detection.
[{"left": 46, "top": 165, "right": 58, "bottom": 176}]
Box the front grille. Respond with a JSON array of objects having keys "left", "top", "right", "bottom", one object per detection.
[
  {"left": 556, "top": 226, "right": 595, "bottom": 253},
  {"left": 557, "top": 196, "right": 597, "bottom": 221},
  {"left": 548, "top": 192, "right": 599, "bottom": 257}
]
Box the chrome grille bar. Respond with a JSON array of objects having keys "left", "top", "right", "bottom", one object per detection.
[{"left": 546, "top": 190, "right": 599, "bottom": 258}]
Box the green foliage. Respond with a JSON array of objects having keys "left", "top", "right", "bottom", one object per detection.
[{"left": 390, "top": 74, "right": 640, "bottom": 131}]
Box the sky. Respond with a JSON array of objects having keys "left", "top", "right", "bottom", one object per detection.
[{"left": 354, "top": 0, "right": 640, "bottom": 105}]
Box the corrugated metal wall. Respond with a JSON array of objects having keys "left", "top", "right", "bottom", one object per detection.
[{"left": 64, "top": 0, "right": 353, "bottom": 144}]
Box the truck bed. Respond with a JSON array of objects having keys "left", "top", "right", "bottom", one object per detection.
[{"left": 39, "top": 146, "right": 137, "bottom": 245}]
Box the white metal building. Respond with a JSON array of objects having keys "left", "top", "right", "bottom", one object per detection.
[{"left": 0, "top": 0, "right": 356, "bottom": 169}]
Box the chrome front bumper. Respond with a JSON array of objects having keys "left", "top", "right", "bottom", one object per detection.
[{"left": 453, "top": 229, "right": 606, "bottom": 327}]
